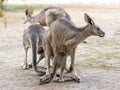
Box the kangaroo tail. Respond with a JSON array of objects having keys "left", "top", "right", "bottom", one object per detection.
[{"left": 30, "top": 35, "right": 38, "bottom": 72}]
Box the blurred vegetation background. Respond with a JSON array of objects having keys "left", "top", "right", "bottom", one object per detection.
[
  {"left": 0, "top": 0, "right": 7, "bottom": 28},
  {"left": 0, "top": 0, "right": 44, "bottom": 28}
]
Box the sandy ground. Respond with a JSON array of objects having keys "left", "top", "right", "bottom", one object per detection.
[{"left": 0, "top": 5, "right": 120, "bottom": 90}]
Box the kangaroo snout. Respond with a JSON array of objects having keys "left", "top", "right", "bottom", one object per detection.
[{"left": 100, "top": 31, "right": 105, "bottom": 37}]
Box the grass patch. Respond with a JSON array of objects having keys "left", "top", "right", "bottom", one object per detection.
[
  {"left": 76, "top": 59, "right": 117, "bottom": 70},
  {"left": 1, "top": 5, "right": 46, "bottom": 24},
  {"left": 98, "top": 64, "right": 113, "bottom": 70},
  {"left": 75, "top": 38, "right": 120, "bottom": 70},
  {"left": 4, "top": 5, "right": 45, "bottom": 11}
]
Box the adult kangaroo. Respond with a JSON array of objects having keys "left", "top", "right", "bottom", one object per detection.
[
  {"left": 22, "top": 24, "right": 45, "bottom": 76},
  {"left": 23, "top": 6, "right": 71, "bottom": 26},
  {"left": 40, "top": 13, "right": 105, "bottom": 84}
]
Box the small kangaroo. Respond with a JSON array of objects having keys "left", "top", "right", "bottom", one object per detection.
[
  {"left": 22, "top": 24, "right": 45, "bottom": 76},
  {"left": 40, "top": 13, "right": 105, "bottom": 84},
  {"left": 52, "top": 52, "right": 67, "bottom": 82},
  {"left": 39, "top": 45, "right": 67, "bottom": 85},
  {"left": 23, "top": 6, "right": 71, "bottom": 26}
]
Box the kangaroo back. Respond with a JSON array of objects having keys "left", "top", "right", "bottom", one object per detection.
[
  {"left": 23, "top": 24, "right": 45, "bottom": 75},
  {"left": 24, "top": 7, "right": 71, "bottom": 26}
]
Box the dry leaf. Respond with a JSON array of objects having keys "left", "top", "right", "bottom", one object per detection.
[
  {"left": 26, "top": 6, "right": 34, "bottom": 15},
  {"left": 0, "top": 10, "right": 4, "bottom": 18}
]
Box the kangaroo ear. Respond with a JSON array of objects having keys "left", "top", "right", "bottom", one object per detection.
[
  {"left": 25, "top": 9, "right": 29, "bottom": 16},
  {"left": 84, "top": 13, "right": 94, "bottom": 25},
  {"left": 25, "top": 6, "right": 34, "bottom": 16}
]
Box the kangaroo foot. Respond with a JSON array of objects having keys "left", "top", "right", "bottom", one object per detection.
[
  {"left": 56, "top": 78, "right": 64, "bottom": 83},
  {"left": 39, "top": 75, "right": 51, "bottom": 85},
  {"left": 71, "top": 74, "right": 80, "bottom": 83},
  {"left": 21, "top": 63, "right": 29, "bottom": 70}
]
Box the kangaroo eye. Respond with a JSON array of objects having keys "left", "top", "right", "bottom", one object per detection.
[{"left": 97, "top": 28, "right": 100, "bottom": 30}]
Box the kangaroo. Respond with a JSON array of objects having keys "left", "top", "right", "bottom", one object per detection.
[
  {"left": 52, "top": 52, "right": 67, "bottom": 82},
  {"left": 23, "top": 6, "right": 71, "bottom": 26},
  {"left": 22, "top": 24, "right": 45, "bottom": 76},
  {"left": 39, "top": 13, "right": 105, "bottom": 84},
  {"left": 39, "top": 45, "right": 67, "bottom": 85}
]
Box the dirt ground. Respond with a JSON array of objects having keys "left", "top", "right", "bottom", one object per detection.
[{"left": 0, "top": 5, "right": 120, "bottom": 90}]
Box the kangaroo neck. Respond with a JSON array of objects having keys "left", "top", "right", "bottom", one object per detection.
[
  {"left": 31, "top": 14, "right": 41, "bottom": 23},
  {"left": 78, "top": 24, "right": 92, "bottom": 41}
]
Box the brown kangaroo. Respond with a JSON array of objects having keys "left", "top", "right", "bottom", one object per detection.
[
  {"left": 23, "top": 6, "right": 71, "bottom": 26},
  {"left": 39, "top": 13, "right": 105, "bottom": 84}
]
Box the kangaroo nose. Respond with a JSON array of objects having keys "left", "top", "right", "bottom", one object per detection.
[{"left": 101, "top": 32, "right": 105, "bottom": 37}]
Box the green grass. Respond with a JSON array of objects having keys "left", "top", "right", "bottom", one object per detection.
[
  {"left": 76, "top": 59, "right": 116, "bottom": 70},
  {"left": 75, "top": 38, "right": 120, "bottom": 70},
  {"left": 4, "top": 5, "right": 45, "bottom": 11},
  {"left": 1, "top": 5, "right": 46, "bottom": 24}
]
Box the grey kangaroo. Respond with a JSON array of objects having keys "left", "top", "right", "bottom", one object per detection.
[
  {"left": 40, "top": 13, "right": 105, "bottom": 84},
  {"left": 22, "top": 24, "right": 45, "bottom": 76}
]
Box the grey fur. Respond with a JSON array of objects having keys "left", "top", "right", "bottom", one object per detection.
[
  {"left": 40, "top": 13, "right": 105, "bottom": 84},
  {"left": 22, "top": 24, "right": 45, "bottom": 76},
  {"left": 24, "top": 6, "right": 71, "bottom": 26}
]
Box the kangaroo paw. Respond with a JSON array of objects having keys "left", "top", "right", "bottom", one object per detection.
[
  {"left": 39, "top": 75, "right": 51, "bottom": 85},
  {"left": 21, "top": 63, "right": 29, "bottom": 70},
  {"left": 71, "top": 75, "right": 80, "bottom": 83}
]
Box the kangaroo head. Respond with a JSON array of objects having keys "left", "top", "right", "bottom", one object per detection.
[
  {"left": 23, "top": 9, "right": 33, "bottom": 24},
  {"left": 84, "top": 13, "right": 105, "bottom": 37}
]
